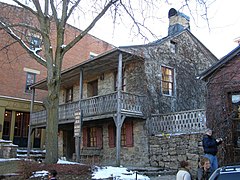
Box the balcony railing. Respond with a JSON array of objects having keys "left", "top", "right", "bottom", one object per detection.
[
  {"left": 147, "top": 109, "right": 206, "bottom": 135},
  {"left": 30, "top": 92, "right": 145, "bottom": 126}
]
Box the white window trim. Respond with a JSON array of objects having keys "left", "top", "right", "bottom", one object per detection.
[{"left": 23, "top": 67, "right": 40, "bottom": 75}]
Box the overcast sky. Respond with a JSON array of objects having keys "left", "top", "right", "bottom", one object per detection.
[
  {"left": 89, "top": 0, "right": 240, "bottom": 59},
  {"left": 1, "top": 0, "right": 240, "bottom": 59}
]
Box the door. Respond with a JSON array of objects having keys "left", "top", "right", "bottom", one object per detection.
[
  {"left": 13, "top": 112, "right": 29, "bottom": 147},
  {"left": 87, "top": 79, "right": 98, "bottom": 97},
  {"left": 2, "top": 110, "right": 12, "bottom": 140}
]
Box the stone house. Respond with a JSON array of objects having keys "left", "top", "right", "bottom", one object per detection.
[
  {"left": 30, "top": 8, "right": 218, "bottom": 169},
  {"left": 199, "top": 45, "right": 240, "bottom": 165},
  {"left": 0, "top": 2, "right": 114, "bottom": 148}
]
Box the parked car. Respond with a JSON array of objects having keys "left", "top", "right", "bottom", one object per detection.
[{"left": 209, "top": 165, "right": 240, "bottom": 180}]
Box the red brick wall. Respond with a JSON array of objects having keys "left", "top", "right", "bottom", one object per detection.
[
  {"left": 205, "top": 55, "right": 240, "bottom": 165},
  {"left": 0, "top": 2, "right": 114, "bottom": 101}
]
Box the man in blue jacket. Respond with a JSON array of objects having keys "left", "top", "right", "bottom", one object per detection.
[{"left": 202, "top": 128, "right": 223, "bottom": 172}]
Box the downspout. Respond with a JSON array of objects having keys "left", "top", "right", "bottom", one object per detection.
[
  {"left": 116, "top": 52, "right": 123, "bottom": 166},
  {"left": 27, "top": 87, "right": 35, "bottom": 158},
  {"left": 76, "top": 68, "right": 83, "bottom": 162}
]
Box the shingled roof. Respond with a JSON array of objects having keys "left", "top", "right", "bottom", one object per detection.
[{"left": 198, "top": 45, "right": 240, "bottom": 80}]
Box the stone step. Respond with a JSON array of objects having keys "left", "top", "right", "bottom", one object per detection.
[{"left": 17, "top": 148, "right": 46, "bottom": 160}]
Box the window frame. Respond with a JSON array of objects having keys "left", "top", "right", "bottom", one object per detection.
[
  {"left": 87, "top": 79, "right": 98, "bottom": 97},
  {"left": 108, "top": 121, "right": 133, "bottom": 148},
  {"left": 65, "top": 87, "right": 73, "bottom": 103},
  {"left": 83, "top": 126, "right": 103, "bottom": 148},
  {"left": 25, "top": 72, "right": 36, "bottom": 93},
  {"left": 161, "top": 65, "right": 174, "bottom": 96},
  {"left": 230, "top": 92, "right": 240, "bottom": 118}
]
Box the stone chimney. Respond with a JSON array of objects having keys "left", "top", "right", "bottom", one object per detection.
[
  {"left": 234, "top": 37, "right": 240, "bottom": 45},
  {"left": 168, "top": 8, "right": 190, "bottom": 36}
]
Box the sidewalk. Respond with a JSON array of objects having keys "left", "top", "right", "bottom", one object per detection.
[{"left": 150, "top": 175, "right": 175, "bottom": 180}]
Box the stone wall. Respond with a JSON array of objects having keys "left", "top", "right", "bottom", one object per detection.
[
  {"left": 149, "top": 133, "right": 204, "bottom": 176},
  {"left": 0, "top": 139, "right": 18, "bottom": 158},
  {"left": 100, "top": 119, "right": 149, "bottom": 167}
]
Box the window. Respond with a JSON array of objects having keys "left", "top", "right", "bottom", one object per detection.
[
  {"left": 89, "top": 127, "right": 97, "bottom": 147},
  {"left": 3, "top": 110, "right": 12, "bottom": 139},
  {"left": 170, "top": 40, "right": 177, "bottom": 53},
  {"left": 87, "top": 80, "right": 98, "bottom": 97},
  {"left": 65, "top": 87, "right": 73, "bottom": 103},
  {"left": 231, "top": 93, "right": 240, "bottom": 118},
  {"left": 114, "top": 69, "right": 126, "bottom": 91},
  {"left": 161, "top": 66, "right": 174, "bottom": 96},
  {"left": 25, "top": 72, "right": 36, "bottom": 93},
  {"left": 30, "top": 36, "right": 41, "bottom": 50},
  {"left": 108, "top": 121, "right": 133, "bottom": 148},
  {"left": 89, "top": 52, "right": 98, "bottom": 59},
  {"left": 82, "top": 127, "right": 102, "bottom": 148}
]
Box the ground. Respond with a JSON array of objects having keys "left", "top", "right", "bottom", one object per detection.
[
  {"left": 0, "top": 160, "right": 92, "bottom": 180},
  {"left": 0, "top": 159, "right": 177, "bottom": 179}
]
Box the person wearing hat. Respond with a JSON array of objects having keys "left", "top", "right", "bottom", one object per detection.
[{"left": 202, "top": 128, "right": 223, "bottom": 172}]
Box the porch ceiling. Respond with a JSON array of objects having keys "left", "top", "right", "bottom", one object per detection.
[{"left": 33, "top": 48, "right": 142, "bottom": 90}]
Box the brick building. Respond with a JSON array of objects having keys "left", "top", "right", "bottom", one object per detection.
[
  {"left": 0, "top": 2, "right": 113, "bottom": 148},
  {"left": 199, "top": 45, "right": 240, "bottom": 165}
]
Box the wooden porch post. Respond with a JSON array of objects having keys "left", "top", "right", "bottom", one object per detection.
[
  {"left": 76, "top": 68, "right": 83, "bottom": 162},
  {"left": 116, "top": 52, "right": 123, "bottom": 166},
  {"left": 27, "top": 87, "right": 35, "bottom": 158}
]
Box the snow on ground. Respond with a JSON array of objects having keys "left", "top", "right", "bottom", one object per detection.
[
  {"left": 92, "top": 166, "right": 150, "bottom": 180},
  {"left": 0, "top": 158, "right": 21, "bottom": 162},
  {"left": 0, "top": 158, "right": 150, "bottom": 179}
]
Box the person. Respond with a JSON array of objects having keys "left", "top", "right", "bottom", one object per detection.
[
  {"left": 202, "top": 128, "right": 223, "bottom": 172},
  {"left": 176, "top": 160, "right": 192, "bottom": 180},
  {"left": 197, "top": 157, "right": 212, "bottom": 180},
  {"left": 48, "top": 169, "right": 57, "bottom": 180}
]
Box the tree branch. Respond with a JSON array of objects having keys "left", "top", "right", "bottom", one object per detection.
[
  {"left": 50, "top": 0, "right": 59, "bottom": 25},
  {"left": 12, "top": 0, "right": 38, "bottom": 16},
  {"left": 32, "top": 0, "right": 45, "bottom": 18},
  {"left": 0, "top": 20, "right": 47, "bottom": 67},
  {"left": 119, "top": 0, "right": 157, "bottom": 41},
  {"left": 65, "top": 0, "right": 81, "bottom": 23},
  {"left": 63, "top": 0, "right": 119, "bottom": 54},
  {"left": 0, "top": 23, "right": 43, "bottom": 35}
]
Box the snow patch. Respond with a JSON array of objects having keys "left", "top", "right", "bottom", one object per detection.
[{"left": 92, "top": 166, "right": 150, "bottom": 180}]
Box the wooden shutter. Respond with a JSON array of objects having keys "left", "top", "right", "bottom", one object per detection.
[
  {"left": 108, "top": 124, "right": 115, "bottom": 148},
  {"left": 125, "top": 121, "right": 133, "bottom": 147},
  {"left": 82, "top": 127, "right": 88, "bottom": 147},
  {"left": 96, "top": 127, "right": 103, "bottom": 148}
]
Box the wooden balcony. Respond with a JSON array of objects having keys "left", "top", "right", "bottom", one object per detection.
[{"left": 30, "top": 92, "right": 145, "bottom": 127}]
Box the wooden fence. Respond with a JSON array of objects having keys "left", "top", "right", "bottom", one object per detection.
[{"left": 147, "top": 109, "right": 206, "bottom": 135}]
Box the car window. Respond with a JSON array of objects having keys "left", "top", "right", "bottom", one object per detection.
[{"left": 217, "top": 173, "right": 240, "bottom": 180}]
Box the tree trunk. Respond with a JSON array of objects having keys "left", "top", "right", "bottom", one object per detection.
[{"left": 45, "top": 79, "right": 60, "bottom": 164}]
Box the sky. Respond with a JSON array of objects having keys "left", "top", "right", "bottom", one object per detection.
[
  {"left": 1, "top": 0, "right": 240, "bottom": 59},
  {"left": 88, "top": 0, "right": 240, "bottom": 59}
]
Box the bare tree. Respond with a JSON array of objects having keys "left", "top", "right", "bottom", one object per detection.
[{"left": 0, "top": 0, "right": 213, "bottom": 164}]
